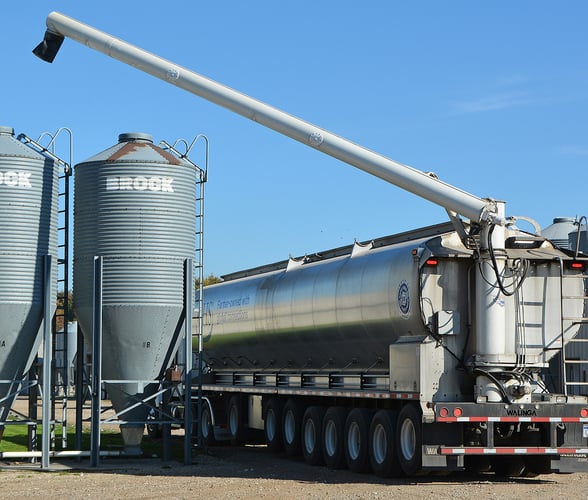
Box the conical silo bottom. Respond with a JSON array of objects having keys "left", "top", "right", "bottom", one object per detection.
[
  {"left": 78, "top": 304, "right": 183, "bottom": 454},
  {"left": 107, "top": 381, "right": 159, "bottom": 456},
  {"left": 0, "top": 303, "right": 44, "bottom": 443}
]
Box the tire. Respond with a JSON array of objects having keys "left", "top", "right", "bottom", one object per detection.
[
  {"left": 396, "top": 404, "right": 422, "bottom": 476},
  {"left": 522, "top": 426, "right": 549, "bottom": 476},
  {"left": 369, "top": 410, "right": 401, "bottom": 478},
  {"left": 465, "top": 455, "right": 492, "bottom": 474},
  {"left": 344, "top": 408, "right": 372, "bottom": 473},
  {"left": 227, "top": 395, "right": 245, "bottom": 445},
  {"left": 264, "top": 398, "right": 284, "bottom": 452},
  {"left": 302, "top": 406, "right": 326, "bottom": 466},
  {"left": 322, "top": 407, "right": 348, "bottom": 469},
  {"left": 282, "top": 399, "right": 304, "bottom": 456},
  {"left": 492, "top": 456, "right": 526, "bottom": 477},
  {"left": 200, "top": 401, "right": 216, "bottom": 447},
  {"left": 523, "top": 456, "right": 550, "bottom": 476}
]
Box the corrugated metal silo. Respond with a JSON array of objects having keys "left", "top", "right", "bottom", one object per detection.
[
  {"left": 542, "top": 217, "right": 577, "bottom": 249},
  {"left": 569, "top": 226, "right": 588, "bottom": 254},
  {"left": 73, "top": 132, "right": 196, "bottom": 453},
  {"left": 0, "top": 126, "right": 58, "bottom": 438}
]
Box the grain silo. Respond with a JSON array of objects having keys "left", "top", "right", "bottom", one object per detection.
[
  {"left": 0, "top": 126, "right": 58, "bottom": 439},
  {"left": 73, "top": 132, "right": 196, "bottom": 453},
  {"left": 542, "top": 217, "right": 578, "bottom": 249}
]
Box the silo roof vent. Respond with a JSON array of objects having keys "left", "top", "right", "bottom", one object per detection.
[{"left": 118, "top": 132, "right": 153, "bottom": 143}]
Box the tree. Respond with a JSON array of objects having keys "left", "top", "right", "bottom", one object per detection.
[
  {"left": 195, "top": 273, "right": 222, "bottom": 291},
  {"left": 53, "top": 291, "right": 74, "bottom": 332}
]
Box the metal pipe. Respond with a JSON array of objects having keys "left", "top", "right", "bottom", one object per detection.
[
  {"left": 475, "top": 201, "right": 507, "bottom": 402},
  {"left": 91, "top": 256, "right": 103, "bottom": 467},
  {"left": 184, "top": 258, "right": 194, "bottom": 463},
  {"left": 74, "top": 323, "right": 84, "bottom": 455},
  {"left": 41, "top": 255, "right": 53, "bottom": 469},
  {"left": 35, "top": 11, "right": 501, "bottom": 226},
  {"left": 0, "top": 450, "right": 123, "bottom": 459}
]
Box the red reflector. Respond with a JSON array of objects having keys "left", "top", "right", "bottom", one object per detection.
[
  {"left": 453, "top": 407, "right": 463, "bottom": 418},
  {"left": 425, "top": 258, "right": 438, "bottom": 266},
  {"left": 570, "top": 261, "right": 585, "bottom": 270},
  {"left": 439, "top": 407, "right": 449, "bottom": 418},
  {"left": 581, "top": 408, "right": 588, "bottom": 418}
]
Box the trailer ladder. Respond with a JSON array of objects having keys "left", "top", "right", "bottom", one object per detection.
[{"left": 558, "top": 259, "right": 588, "bottom": 396}]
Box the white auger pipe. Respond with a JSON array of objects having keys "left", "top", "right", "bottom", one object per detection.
[{"left": 35, "top": 11, "right": 502, "bottom": 226}]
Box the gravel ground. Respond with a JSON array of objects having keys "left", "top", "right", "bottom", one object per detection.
[
  {"left": 2, "top": 399, "right": 587, "bottom": 498},
  {"left": 2, "top": 444, "right": 588, "bottom": 499}
]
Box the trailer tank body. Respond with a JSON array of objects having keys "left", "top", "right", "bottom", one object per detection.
[
  {"left": 200, "top": 227, "right": 582, "bottom": 375},
  {"left": 201, "top": 232, "right": 435, "bottom": 372},
  {"left": 0, "top": 126, "right": 57, "bottom": 433},
  {"left": 73, "top": 133, "right": 196, "bottom": 452}
]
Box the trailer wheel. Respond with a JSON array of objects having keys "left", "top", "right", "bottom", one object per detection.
[
  {"left": 282, "top": 399, "right": 303, "bottom": 456},
  {"left": 397, "top": 404, "right": 422, "bottom": 476},
  {"left": 369, "top": 410, "right": 401, "bottom": 477},
  {"left": 322, "top": 407, "right": 347, "bottom": 469},
  {"left": 522, "top": 426, "right": 549, "bottom": 476},
  {"left": 264, "top": 398, "right": 284, "bottom": 452},
  {"left": 492, "top": 456, "right": 526, "bottom": 477},
  {"left": 200, "top": 401, "right": 216, "bottom": 447},
  {"left": 523, "top": 456, "right": 550, "bottom": 476},
  {"left": 302, "top": 406, "right": 326, "bottom": 466},
  {"left": 344, "top": 408, "right": 372, "bottom": 473},
  {"left": 227, "top": 395, "right": 245, "bottom": 445}
]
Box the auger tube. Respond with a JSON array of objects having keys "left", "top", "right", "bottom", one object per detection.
[
  {"left": 33, "top": 10, "right": 511, "bottom": 409},
  {"left": 35, "top": 11, "right": 501, "bottom": 226}
]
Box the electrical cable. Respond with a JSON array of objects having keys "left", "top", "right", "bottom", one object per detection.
[
  {"left": 473, "top": 368, "right": 512, "bottom": 404},
  {"left": 486, "top": 224, "right": 529, "bottom": 296}
]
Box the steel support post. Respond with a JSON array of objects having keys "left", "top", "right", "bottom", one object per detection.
[
  {"left": 75, "top": 323, "right": 85, "bottom": 457},
  {"left": 183, "top": 258, "right": 194, "bottom": 464},
  {"left": 90, "top": 256, "right": 103, "bottom": 467},
  {"left": 41, "top": 255, "right": 53, "bottom": 469}
]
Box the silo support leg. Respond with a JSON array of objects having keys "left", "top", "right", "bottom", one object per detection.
[
  {"left": 90, "top": 256, "right": 103, "bottom": 467},
  {"left": 41, "top": 255, "right": 53, "bottom": 469},
  {"left": 184, "top": 258, "right": 193, "bottom": 464}
]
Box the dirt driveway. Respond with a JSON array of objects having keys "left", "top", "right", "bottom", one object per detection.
[{"left": 2, "top": 443, "right": 588, "bottom": 499}]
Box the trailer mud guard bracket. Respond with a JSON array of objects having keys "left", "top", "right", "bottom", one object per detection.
[{"left": 390, "top": 336, "right": 464, "bottom": 423}]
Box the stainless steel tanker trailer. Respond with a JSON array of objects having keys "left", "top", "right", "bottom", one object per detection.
[
  {"left": 197, "top": 221, "right": 588, "bottom": 477},
  {"left": 34, "top": 12, "right": 588, "bottom": 477}
]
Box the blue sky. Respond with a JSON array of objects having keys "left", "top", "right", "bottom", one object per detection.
[{"left": 2, "top": 2, "right": 588, "bottom": 276}]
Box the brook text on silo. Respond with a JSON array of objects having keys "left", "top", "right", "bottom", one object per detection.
[
  {"left": 105, "top": 176, "right": 174, "bottom": 192},
  {"left": 0, "top": 171, "right": 32, "bottom": 188}
]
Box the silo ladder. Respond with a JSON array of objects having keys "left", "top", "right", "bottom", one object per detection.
[{"left": 17, "top": 128, "right": 73, "bottom": 450}]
